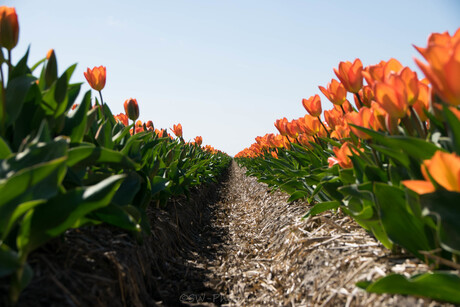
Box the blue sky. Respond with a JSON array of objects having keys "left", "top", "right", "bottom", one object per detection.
[{"left": 4, "top": 0, "right": 460, "bottom": 155}]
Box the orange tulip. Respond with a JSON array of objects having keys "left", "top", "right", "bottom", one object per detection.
[
  {"left": 412, "top": 82, "right": 430, "bottom": 122},
  {"left": 303, "top": 114, "right": 321, "bottom": 136},
  {"left": 114, "top": 113, "right": 129, "bottom": 126},
  {"left": 334, "top": 100, "right": 354, "bottom": 114},
  {"left": 319, "top": 79, "right": 347, "bottom": 106},
  {"left": 84, "top": 66, "right": 106, "bottom": 92},
  {"left": 324, "top": 108, "right": 344, "bottom": 130},
  {"left": 146, "top": 120, "right": 154, "bottom": 131},
  {"left": 274, "top": 117, "right": 289, "bottom": 136},
  {"left": 345, "top": 107, "right": 374, "bottom": 140},
  {"left": 370, "top": 101, "right": 388, "bottom": 132},
  {"left": 194, "top": 136, "right": 203, "bottom": 146},
  {"left": 414, "top": 28, "right": 460, "bottom": 106},
  {"left": 171, "top": 123, "right": 183, "bottom": 138},
  {"left": 0, "top": 6, "right": 19, "bottom": 50},
  {"left": 354, "top": 85, "right": 374, "bottom": 108},
  {"left": 302, "top": 94, "right": 322, "bottom": 117},
  {"left": 330, "top": 123, "right": 350, "bottom": 140},
  {"left": 362, "top": 58, "right": 403, "bottom": 86},
  {"left": 334, "top": 59, "right": 363, "bottom": 93},
  {"left": 332, "top": 142, "right": 358, "bottom": 169},
  {"left": 402, "top": 151, "right": 460, "bottom": 194},
  {"left": 374, "top": 75, "right": 409, "bottom": 119},
  {"left": 124, "top": 98, "right": 139, "bottom": 121}
]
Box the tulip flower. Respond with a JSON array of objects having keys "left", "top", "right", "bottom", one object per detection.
[
  {"left": 319, "top": 79, "right": 347, "bottom": 106},
  {"left": 84, "top": 66, "right": 106, "bottom": 92},
  {"left": 124, "top": 98, "right": 139, "bottom": 121},
  {"left": 332, "top": 142, "right": 355, "bottom": 169},
  {"left": 362, "top": 58, "right": 403, "bottom": 86},
  {"left": 324, "top": 108, "right": 344, "bottom": 130},
  {"left": 345, "top": 107, "right": 374, "bottom": 140},
  {"left": 114, "top": 113, "right": 129, "bottom": 126},
  {"left": 146, "top": 120, "right": 154, "bottom": 131},
  {"left": 414, "top": 28, "right": 460, "bottom": 106},
  {"left": 172, "top": 123, "right": 183, "bottom": 138},
  {"left": 402, "top": 151, "right": 460, "bottom": 194},
  {"left": 194, "top": 136, "right": 203, "bottom": 146},
  {"left": 334, "top": 59, "right": 363, "bottom": 93},
  {"left": 374, "top": 75, "right": 410, "bottom": 119},
  {"left": 0, "top": 6, "right": 19, "bottom": 51},
  {"left": 274, "top": 117, "right": 289, "bottom": 136},
  {"left": 354, "top": 85, "right": 374, "bottom": 109},
  {"left": 302, "top": 94, "right": 322, "bottom": 117}
]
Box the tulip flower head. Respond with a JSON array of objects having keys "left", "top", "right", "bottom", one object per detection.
[
  {"left": 124, "top": 98, "right": 139, "bottom": 121},
  {"left": 402, "top": 151, "right": 460, "bottom": 194},
  {"left": 84, "top": 66, "right": 106, "bottom": 92},
  {"left": 172, "top": 123, "right": 183, "bottom": 138},
  {"left": 319, "top": 79, "right": 347, "bottom": 106},
  {"left": 414, "top": 28, "right": 460, "bottom": 106},
  {"left": 334, "top": 59, "right": 363, "bottom": 93},
  {"left": 194, "top": 136, "right": 203, "bottom": 146},
  {"left": 302, "top": 94, "right": 322, "bottom": 117},
  {"left": 0, "top": 6, "right": 19, "bottom": 50}
]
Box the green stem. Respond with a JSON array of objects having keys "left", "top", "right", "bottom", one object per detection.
[
  {"left": 401, "top": 115, "right": 415, "bottom": 137},
  {"left": 7, "top": 49, "right": 12, "bottom": 77},
  {"left": 409, "top": 105, "right": 426, "bottom": 139},
  {"left": 340, "top": 105, "right": 346, "bottom": 114},
  {"left": 317, "top": 117, "right": 330, "bottom": 138},
  {"left": 0, "top": 64, "right": 5, "bottom": 137},
  {"left": 354, "top": 92, "right": 364, "bottom": 109}
]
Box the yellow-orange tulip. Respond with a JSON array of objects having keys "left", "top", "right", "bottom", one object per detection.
[
  {"left": 402, "top": 151, "right": 460, "bottom": 194},
  {"left": 84, "top": 66, "right": 106, "bottom": 92},
  {"left": 319, "top": 79, "right": 347, "bottom": 106},
  {"left": 334, "top": 59, "right": 363, "bottom": 93},
  {"left": 302, "top": 94, "right": 322, "bottom": 117},
  {"left": 414, "top": 28, "right": 460, "bottom": 106},
  {"left": 0, "top": 6, "right": 19, "bottom": 50}
]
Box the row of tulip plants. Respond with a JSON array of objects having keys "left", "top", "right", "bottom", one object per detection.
[
  {"left": 0, "top": 6, "right": 231, "bottom": 305},
  {"left": 235, "top": 28, "right": 460, "bottom": 304}
]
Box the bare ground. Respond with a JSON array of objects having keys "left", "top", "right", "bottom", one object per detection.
[{"left": 0, "top": 161, "right": 455, "bottom": 306}]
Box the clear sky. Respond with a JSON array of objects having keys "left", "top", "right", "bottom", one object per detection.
[{"left": 4, "top": 0, "right": 460, "bottom": 156}]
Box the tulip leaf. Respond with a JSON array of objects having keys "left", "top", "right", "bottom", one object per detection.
[
  {"left": 302, "top": 201, "right": 340, "bottom": 219},
  {"left": 89, "top": 204, "right": 140, "bottom": 232},
  {"left": 374, "top": 183, "right": 434, "bottom": 258},
  {"left": 5, "top": 75, "right": 36, "bottom": 126},
  {"left": 357, "top": 272, "right": 460, "bottom": 304},
  {"left": 443, "top": 106, "right": 460, "bottom": 155},
  {"left": 0, "top": 136, "right": 12, "bottom": 159},
  {"left": 420, "top": 191, "right": 460, "bottom": 255},
  {"left": 0, "top": 245, "right": 20, "bottom": 278},
  {"left": 67, "top": 144, "right": 138, "bottom": 170},
  {"left": 17, "top": 174, "right": 125, "bottom": 255},
  {"left": 0, "top": 157, "right": 67, "bottom": 238},
  {"left": 9, "top": 47, "right": 31, "bottom": 80},
  {"left": 62, "top": 90, "right": 91, "bottom": 143}
]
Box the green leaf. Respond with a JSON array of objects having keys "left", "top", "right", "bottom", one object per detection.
[
  {"left": 151, "top": 176, "right": 170, "bottom": 196},
  {"left": 357, "top": 272, "right": 460, "bottom": 304},
  {"left": 5, "top": 75, "right": 36, "bottom": 125},
  {"left": 89, "top": 204, "right": 140, "bottom": 232},
  {"left": 443, "top": 106, "right": 460, "bottom": 155},
  {"left": 0, "top": 157, "right": 67, "bottom": 238},
  {"left": 0, "top": 136, "right": 12, "bottom": 159},
  {"left": 67, "top": 144, "right": 138, "bottom": 170},
  {"left": 420, "top": 190, "right": 460, "bottom": 255},
  {"left": 288, "top": 190, "right": 309, "bottom": 202},
  {"left": 18, "top": 174, "right": 125, "bottom": 255},
  {"left": 0, "top": 245, "right": 20, "bottom": 278},
  {"left": 302, "top": 201, "right": 340, "bottom": 218},
  {"left": 374, "top": 183, "right": 434, "bottom": 258},
  {"left": 62, "top": 90, "right": 91, "bottom": 143}
]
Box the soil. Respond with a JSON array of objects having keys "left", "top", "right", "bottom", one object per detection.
[{"left": 0, "top": 161, "right": 455, "bottom": 306}]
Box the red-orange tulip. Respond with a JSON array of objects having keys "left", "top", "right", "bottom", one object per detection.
[
  {"left": 414, "top": 28, "right": 460, "bottom": 106},
  {"left": 84, "top": 66, "right": 106, "bottom": 91},
  {"left": 402, "top": 151, "right": 460, "bottom": 194},
  {"left": 124, "top": 98, "right": 139, "bottom": 121},
  {"left": 319, "top": 79, "right": 347, "bottom": 106},
  {"left": 345, "top": 107, "right": 374, "bottom": 140},
  {"left": 334, "top": 59, "right": 363, "bottom": 93},
  {"left": 332, "top": 142, "right": 355, "bottom": 169},
  {"left": 0, "top": 6, "right": 19, "bottom": 50},
  {"left": 354, "top": 85, "right": 374, "bottom": 108},
  {"left": 146, "top": 120, "right": 154, "bottom": 131},
  {"left": 274, "top": 117, "right": 289, "bottom": 136},
  {"left": 172, "top": 123, "right": 183, "bottom": 138},
  {"left": 302, "top": 94, "right": 322, "bottom": 117}
]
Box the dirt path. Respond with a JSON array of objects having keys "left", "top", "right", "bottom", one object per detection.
[{"left": 176, "top": 161, "right": 450, "bottom": 306}]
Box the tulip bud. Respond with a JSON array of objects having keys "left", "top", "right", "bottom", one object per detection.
[
  {"left": 44, "top": 49, "right": 58, "bottom": 88},
  {"left": 0, "top": 6, "right": 19, "bottom": 51},
  {"left": 124, "top": 98, "right": 139, "bottom": 121}
]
